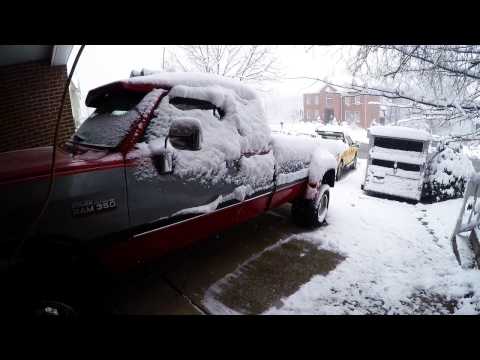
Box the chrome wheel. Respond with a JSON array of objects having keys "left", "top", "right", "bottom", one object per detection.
[{"left": 34, "top": 300, "right": 77, "bottom": 318}]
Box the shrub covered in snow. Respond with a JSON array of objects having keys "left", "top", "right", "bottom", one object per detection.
[{"left": 422, "top": 141, "right": 475, "bottom": 202}]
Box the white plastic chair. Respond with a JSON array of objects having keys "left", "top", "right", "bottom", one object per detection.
[{"left": 450, "top": 173, "right": 480, "bottom": 268}]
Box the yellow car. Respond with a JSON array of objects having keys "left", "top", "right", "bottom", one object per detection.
[{"left": 315, "top": 129, "right": 359, "bottom": 180}]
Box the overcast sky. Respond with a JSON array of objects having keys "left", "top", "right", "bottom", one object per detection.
[
  {"left": 67, "top": 45, "right": 355, "bottom": 124},
  {"left": 69, "top": 45, "right": 354, "bottom": 96}
]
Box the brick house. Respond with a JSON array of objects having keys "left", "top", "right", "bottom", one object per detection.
[
  {"left": 303, "top": 85, "right": 385, "bottom": 128},
  {"left": 0, "top": 45, "right": 75, "bottom": 153}
]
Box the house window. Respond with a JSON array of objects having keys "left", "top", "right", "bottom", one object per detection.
[
  {"left": 306, "top": 95, "right": 311, "bottom": 105},
  {"left": 345, "top": 111, "right": 360, "bottom": 124},
  {"left": 344, "top": 97, "right": 351, "bottom": 106},
  {"left": 326, "top": 96, "right": 334, "bottom": 106},
  {"left": 306, "top": 110, "right": 311, "bottom": 120},
  {"left": 314, "top": 109, "right": 319, "bottom": 119},
  {"left": 354, "top": 96, "right": 361, "bottom": 105},
  {"left": 314, "top": 95, "right": 319, "bottom": 105}
]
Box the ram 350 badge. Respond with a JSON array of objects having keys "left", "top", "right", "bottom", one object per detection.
[{"left": 71, "top": 198, "right": 117, "bottom": 217}]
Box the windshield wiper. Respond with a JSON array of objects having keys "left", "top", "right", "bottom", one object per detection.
[
  {"left": 73, "top": 134, "right": 87, "bottom": 143},
  {"left": 71, "top": 134, "right": 113, "bottom": 150}
]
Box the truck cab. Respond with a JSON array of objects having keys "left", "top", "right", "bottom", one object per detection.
[{"left": 0, "top": 73, "right": 337, "bottom": 316}]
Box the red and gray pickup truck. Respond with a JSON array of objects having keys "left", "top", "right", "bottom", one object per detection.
[{"left": 0, "top": 72, "right": 336, "bottom": 315}]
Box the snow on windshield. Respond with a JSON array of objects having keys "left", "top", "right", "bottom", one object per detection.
[
  {"left": 75, "top": 109, "right": 139, "bottom": 148},
  {"left": 75, "top": 89, "right": 162, "bottom": 148}
]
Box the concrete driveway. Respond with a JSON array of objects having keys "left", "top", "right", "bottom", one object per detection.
[
  {"left": 94, "top": 153, "right": 366, "bottom": 315},
  {"left": 100, "top": 199, "right": 347, "bottom": 315}
]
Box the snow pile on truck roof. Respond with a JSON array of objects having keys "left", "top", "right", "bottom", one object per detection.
[
  {"left": 369, "top": 125, "right": 431, "bottom": 141},
  {"left": 128, "top": 71, "right": 258, "bottom": 101}
]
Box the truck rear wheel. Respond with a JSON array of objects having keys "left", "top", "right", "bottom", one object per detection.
[
  {"left": 21, "top": 238, "right": 107, "bottom": 317},
  {"left": 291, "top": 184, "right": 330, "bottom": 228}
]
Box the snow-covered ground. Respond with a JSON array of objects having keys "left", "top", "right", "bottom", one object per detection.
[
  {"left": 464, "top": 143, "right": 480, "bottom": 160},
  {"left": 259, "top": 159, "right": 480, "bottom": 314}
]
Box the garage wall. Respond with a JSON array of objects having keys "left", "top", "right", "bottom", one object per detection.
[{"left": 0, "top": 61, "right": 75, "bottom": 153}]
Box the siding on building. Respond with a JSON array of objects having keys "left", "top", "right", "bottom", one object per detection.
[
  {"left": 303, "top": 86, "right": 382, "bottom": 129},
  {"left": 0, "top": 61, "right": 75, "bottom": 153}
]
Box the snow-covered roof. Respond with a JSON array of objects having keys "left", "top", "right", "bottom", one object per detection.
[
  {"left": 127, "top": 71, "right": 258, "bottom": 101},
  {"left": 321, "top": 85, "right": 339, "bottom": 94},
  {"left": 369, "top": 125, "right": 431, "bottom": 141}
]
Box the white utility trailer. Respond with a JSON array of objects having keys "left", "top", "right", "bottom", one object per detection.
[{"left": 361, "top": 125, "right": 431, "bottom": 202}]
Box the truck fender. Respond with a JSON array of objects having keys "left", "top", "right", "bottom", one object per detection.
[{"left": 305, "top": 169, "right": 335, "bottom": 200}]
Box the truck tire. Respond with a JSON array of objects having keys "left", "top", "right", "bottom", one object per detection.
[
  {"left": 291, "top": 184, "right": 330, "bottom": 228},
  {"left": 21, "top": 238, "right": 106, "bottom": 317}
]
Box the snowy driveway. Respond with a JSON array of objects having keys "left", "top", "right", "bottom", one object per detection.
[
  {"left": 197, "top": 159, "right": 480, "bottom": 314},
  {"left": 261, "top": 159, "right": 480, "bottom": 314},
  {"left": 106, "top": 159, "right": 480, "bottom": 315}
]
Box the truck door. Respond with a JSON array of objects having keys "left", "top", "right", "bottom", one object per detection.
[{"left": 125, "top": 96, "right": 240, "bottom": 229}]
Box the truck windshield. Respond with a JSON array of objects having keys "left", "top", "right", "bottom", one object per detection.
[
  {"left": 374, "top": 136, "right": 423, "bottom": 152},
  {"left": 73, "top": 92, "right": 146, "bottom": 148},
  {"left": 316, "top": 131, "right": 344, "bottom": 141}
]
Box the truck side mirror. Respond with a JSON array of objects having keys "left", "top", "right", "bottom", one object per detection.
[{"left": 169, "top": 118, "right": 202, "bottom": 151}]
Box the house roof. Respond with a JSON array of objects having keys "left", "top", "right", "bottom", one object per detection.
[
  {"left": 304, "top": 84, "right": 363, "bottom": 97},
  {"left": 320, "top": 84, "right": 339, "bottom": 93}
]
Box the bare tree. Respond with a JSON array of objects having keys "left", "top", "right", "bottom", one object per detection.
[
  {"left": 174, "top": 45, "right": 280, "bottom": 84},
  {"left": 351, "top": 46, "right": 480, "bottom": 133},
  {"left": 305, "top": 45, "right": 480, "bottom": 137}
]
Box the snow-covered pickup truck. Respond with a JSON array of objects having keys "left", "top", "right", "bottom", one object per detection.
[{"left": 0, "top": 73, "right": 336, "bottom": 292}]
